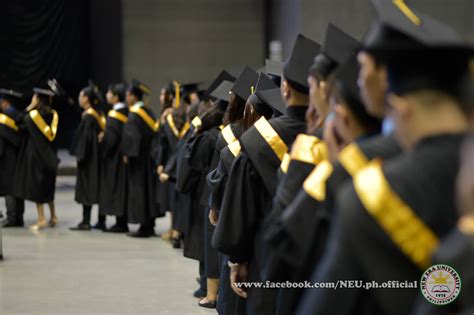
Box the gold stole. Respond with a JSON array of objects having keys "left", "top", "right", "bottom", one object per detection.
[
  {"left": 29, "top": 109, "right": 59, "bottom": 142},
  {"left": 0, "top": 113, "right": 19, "bottom": 131},
  {"left": 130, "top": 106, "right": 158, "bottom": 132},
  {"left": 108, "top": 110, "right": 128, "bottom": 124},
  {"left": 254, "top": 117, "right": 288, "bottom": 161},
  {"left": 85, "top": 108, "right": 106, "bottom": 130}
]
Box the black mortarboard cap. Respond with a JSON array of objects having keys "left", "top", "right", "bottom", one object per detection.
[
  {"left": 265, "top": 59, "right": 284, "bottom": 78},
  {"left": 364, "top": 0, "right": 465, "bottom": 53},
  {"left": 129, "top": 79, "right": 151, "bottom": 98},
  {"left": 247, "top": 73, "right": 279, "bottom": 117},
  {"left": 323, "top": 24, "right": 360, "bottom": 64},
  {"left": 256, "top": 88, "right": 286, "bottom": 115},
  {"left": 210, "top": 80, "right": 234, "bottom": 102},
  {"left": 364, "top": 0, "right": 472, "bottom": 96},
  {"left": 0, "top": 89, "right": 23, "bottom": 99},
  {"left": 33, "top": 88, "right": 55, "bottom": 97},
  {"left": 204, "top": 71, "right": 236, "bottom": 100},
  {"left": 283, "top": 34, "right": 321, "bottom": 94},
  {"left": 47, "top": 78, "right": 75, "bottom": 105},
  {"left": 231, "top": 66, "right": 258, "bottom": 100}
]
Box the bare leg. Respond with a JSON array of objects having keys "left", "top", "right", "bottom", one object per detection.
[
  {"left": 199, "top": 278, "right": 219, "bottom": 304},
  {"left": 48, "top": 202, "right": 58, "bottom": 227},
  {"left": 161, "top": 212, "right": 173, "bottom": 240},
  {"left": 30, "top": 203, "right": 48, "bottom": 230}
]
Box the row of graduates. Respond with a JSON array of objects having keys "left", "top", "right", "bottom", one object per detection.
[
  {"left": 165, "top": 1, "right": 474, "bottom": 315},
  {"left": 0, "top": 85, "right": 62, "bottom": 229}
]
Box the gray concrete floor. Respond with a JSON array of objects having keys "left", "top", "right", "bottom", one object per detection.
[{"left": 0, "top": 177, "right": 216, "bottom": 315}]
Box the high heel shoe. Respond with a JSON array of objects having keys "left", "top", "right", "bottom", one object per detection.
[
  {"left": 30, "top": 221, "right": 48, "bottom": 230},
  {"left": 49, "top": 218, "right": 59, "bottom": 228}
]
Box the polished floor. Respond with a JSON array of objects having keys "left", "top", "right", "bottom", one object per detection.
[{"left": 0, "top": 177, "right": 215, "bottom": 315}]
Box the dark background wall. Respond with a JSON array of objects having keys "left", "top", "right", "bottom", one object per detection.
[
  {"left": 1, "top": 0, "right": 473, "bottom": 146},
  {"left": 121, "top": 0, "right": 265, "bottom": 109}
]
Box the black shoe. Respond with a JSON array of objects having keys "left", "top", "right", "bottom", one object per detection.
[
  {"left": 105, "top": 224, "right": 129, "bottom": 233},
  {"left": 126, "top": 228, "right": 154, "bottom": 238},
  {"left": 198, "top": 299, "right": 217, "bottom": 309},
  {"left": 69, "top": 223, "right": 91, "bottom": 231},
  {"left": 171, "top": 237, "right": 182, "bottom": 249},
  {"left": 92, "top": 222, "right": 107, "bottom": 231},
  {"left": 193, "top": 288, "right": 207, "bottom": 299},
  {"left": 3, "top": 220, "right": 24, "bottom": 228}
]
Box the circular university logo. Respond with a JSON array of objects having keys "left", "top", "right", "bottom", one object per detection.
[{"left": 420, "top": 264, "right": 461, "bottom": 305}]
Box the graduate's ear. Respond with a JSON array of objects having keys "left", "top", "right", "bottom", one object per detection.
[
  {"left": 387, "top": 93, "right": 412, "bottom": 120},
  {"left": 334, "top": 103, "right": 350, "bottom": 127},
  {"left": 281, "top": 79, "right": 291, "bottom": 102}
]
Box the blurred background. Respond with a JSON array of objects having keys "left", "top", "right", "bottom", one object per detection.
[{"left": 0, "top": 0, "right": 473, "bottom": 147}]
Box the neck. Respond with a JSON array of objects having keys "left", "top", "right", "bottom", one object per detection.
[{"left": 405, "top": 104, "right": 469, "bottom": 149}]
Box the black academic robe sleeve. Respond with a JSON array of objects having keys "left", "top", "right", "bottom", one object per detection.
[
  {"left": 295, "top": 184, "right": 368, "bottom": 315},
  {"left": 176, "top": 133, "right": 199, "bottom": 194},
  {"left": 206, "top": 145, "right": 235, "bottom": 212},
  {"left": 212, "top": 153, "right": 269, "bottom": 263}
]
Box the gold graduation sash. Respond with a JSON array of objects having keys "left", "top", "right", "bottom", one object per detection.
[
  {"left": 221, "top": 125, "right": 237, "bottom": 145},
  {"left": 228, "top": 140, "right": 241, "bottom": 157},
  {"left": 0, "top": 113, "right": 19, "bottom": 131},
  {"left": 108, "top": 110, "right": 128, "bottom": 124},
  {"left": 254, "top": 117, "right": 288, "bottom": 161},
  {"left": 280, "top": 153, "right": 291, "bottom": 173},
  {"left": 354, "top": 160, "right": 438, "bottom": 269},
  {"left": 29, "top": 109, "right": 59, "bottom": 142},
  {"left": 85, "top": 108, "right": 106, "bottom": 130},
  {"left": 131, "top": 106, "right": 158, "bottom": 132},
  {"left": 303, "top": 160, "right": 334, "bottom": 201},
  {"left": 179, "top": 121, "right": 190, "bottom": 139},
  {"left": 290, "top": 134, "right": 328, "bottom": 165},
  {"left": 191, "top": 116, "right": 202, "bottom": 129},
  {"left": 338, "top": 143, "right": 370, "bottom": 177}
]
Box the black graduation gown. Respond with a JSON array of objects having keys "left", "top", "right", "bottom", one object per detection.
[
  {"left": 264, "top": 134, "right": 401, "bottom": 314},
  {"left": 206, "top": 123, "right": 242, "bottom": 212},
  {"left": 414, "top": 228, "right": 474, "bottom": 315},
  {"left": 213, "top": 106, "right": 308, "bottom": 315},
  {"left": 188, "top": 127, "right": 222, "bottom": 278},
  {"left": 296, "top": 134, "right": 466, "bottom": 315},
  {"left": 209, "top": 142, "right": 247, "bottom": 315},
  {"left": 154, "top": 113, "right": 186, "bottom": 214},
  {"left": 14, "top": 109, "right": 60, "bottom": 203},
  {"left": 0, "top": 112, "right": 23, "bottom": 196},
  {"left": 164, "top": 126, "right": 194, "bottom": 231},
  {"left": 121, "top": 106, "right": 158, "bottom": 224},
  {"left": 99, "top": 107, "right": 129, "bottom": 216},
  {"left": 179, "top": 131, "right": 206, "bottom": 261},
  {"left": 70, "top": 111, "right": 103, "bottom": 205}
]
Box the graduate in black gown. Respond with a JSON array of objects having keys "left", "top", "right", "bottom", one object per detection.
[
  {"left": 264, "top": 54, "right": 384, "bottom": 315},
  {"left": 296, "top": 2, "right": 473, "bottom": 314},
  {"left": 0, "top": 89, "right": 26, "bottom": 228},
  {"left": 98, "top": 83, "right": 129, "bottom": 233},
  {"left": 70, "top": 82, "right": 106, "bottom": 231},
  {"left": 208, "top": 73, "right": 282, "bottom": 315},
  {"left": 14, "top": 86, "right": 60, "bottom": 230},
  {"left": 188, "top": 66, "right": 257, "bottom": 310},
  {"left": 157, "top": 83, "right": 201, "bottom": 247},
  {"left": 121, "top": 79, "right": 158, "bottom": 238},
  {"left": 212, "top": 34, "right": 320, "bottom": 315},
  {"left": 414, "top": 136, "right": 474, "bottom": 315},
  {"left": 174, "top": 71, "right": 234, "bottom": 300}
]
